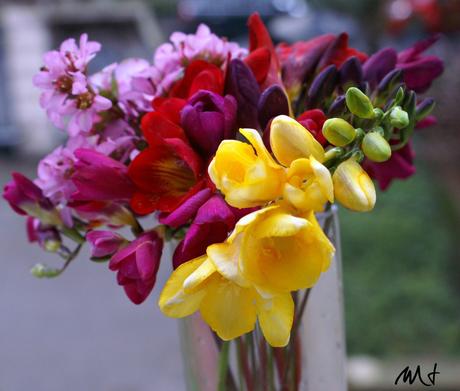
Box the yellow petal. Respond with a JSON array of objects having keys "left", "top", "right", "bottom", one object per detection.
[
  {"left": 239, "top": 128, "right": 280, "bottom": 169},
  {"left": 158, "top": 256, "right": 208, "bottom": 318},
  {"left": 270, "top": 115, "right": 325, "bottom": 166},
  {"left": 200, "top": 276, "right": 257, "bottom": 341},
  {"left": 227, "top": 205, "right": 279, "bottom": 243},
  {"left": 304, "top": 210, "right": 335, "bottom": 272},
  {"left": 310, "top": 156, "right": 334, "bottom": 203},
  {"left": 207, "top": 235, "right": 250, "bottom": 287},
  {"left": 256, "top": 292, "right": 294, "bottom": 347},
  {"left": 252, "top": 212, "right": 309, "bottom": 239},
  {"left": 240, "top": 208, "right": 331, "bottom": 292},
  {"left": 183, "top": 258, "right": 217, "bottom": 293}
]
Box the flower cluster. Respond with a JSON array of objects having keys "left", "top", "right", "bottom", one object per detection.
[{"left": 3, "top": 14, "right": 442, "bottom": 348}]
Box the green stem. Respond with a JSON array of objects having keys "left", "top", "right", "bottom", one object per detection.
[
  {"left": 268, "top": 347, "right": 275, "bottom": 391},
  {"left": 61, "top": 227, "right": 85, "bottom": 244},
  {"left": 218, "top": 341, "right": 231, "bottom": 391}
]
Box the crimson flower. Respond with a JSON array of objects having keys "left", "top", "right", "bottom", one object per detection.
[
  {"left": 169, "top": 59, "right": 224, "bottom": 99},
  {"left": 297, "top": 109, "right": 328, "bottom": 146}
]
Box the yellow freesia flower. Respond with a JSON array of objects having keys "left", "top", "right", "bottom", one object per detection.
[
  {"left": 270, "top": 115, "right": 325, "bottom": 166},
  {"left": 239, "top": 205, "right": 334, "bottom": 293},
  {"left": 209, "top": 115, "right": 332, "bottom": 211},
  {"left": 283, "top": 156, "right": 334, "bottom": 212},
  {"left": 158, "top": 255, "right": 294, "bottom": 347},
  {"left": 333, "top": 158, "right": 376, "bottom": 212},
  {"left": 208, "top": 128, "right": 285, "bottom": 208}
]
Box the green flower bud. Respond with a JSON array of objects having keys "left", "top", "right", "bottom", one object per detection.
[
  {"left": 390, "top": 106, "right": 409, "bottom": 128},
  {"left": 324, "top": 147, "right": 344, "bottom": 161},
  {"left": 322, "top": 118, "right": 357, "bottom": 147},
  {"left": 362, "top": 132, "right": 392, "bottom": 162},
  {"left": 345, "top": 87, "right": 375, "bottom": 119},
  {"left": 31, "top": 263, "right": 61, "bottom": 278},
  {"left": 44, "top": 239, "right": 61, "bottom": 253}
]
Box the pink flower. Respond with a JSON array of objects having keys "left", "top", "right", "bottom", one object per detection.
[
  {"left": 151, "top": 24, "right": 247, "bottom": 96},
  {"left": 109, "top": 231, "right": 163, "bottom": 304},
  {"left": 71, "top": 148, "right": 135, "bottom": 202},
  {"left": 91, "top": 58, "right": 155, "bottom": 115},
  {"left": 57, "top": 91, "right": 111, "bottom": 136},
  {"left": 33, "top": 34, "right": 105, "bottom": 135},
  {"left": 86, "top": 230, "right": 125, "bottom": 258}
]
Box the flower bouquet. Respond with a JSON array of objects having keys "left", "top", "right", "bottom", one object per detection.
[{"left": 3, "top": 12, "right": 443, "bottom": 391}]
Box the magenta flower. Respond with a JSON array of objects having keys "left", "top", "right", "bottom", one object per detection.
[
  {"left": 3, "top": 173, "right": 58, "bottom": 223},
  {"left": 86, "top": 230, "right": 126, "bottom": 258},
  {"left": 172, "top": 195, "right": 236, "bottom": 268},
  {"left": 159, "top": 188, "right": 213, "bottom": 228},
  {"left": 109, "top": 231, "right": 163, "bottom": 304},
  {"left": 396, "top": 35, "right": 444, "bottom": 93},
  {"left": 363, "top": 143, "right": 416, "bottom": 191},
  {"left": 181, "top": 91, "right": 237, "bottom": 156},
  {"left": 71, "top": 148, "right": 136, "bottom": 202}
]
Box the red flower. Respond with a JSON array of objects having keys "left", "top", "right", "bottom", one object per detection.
[
  {"left": 297, "top": 109, "right": 328, "bottom": 145},
  {"left": 151, "top": 97, "right": 186, "bottom": 125},
  {"left": 245, "top": 13, "right": 281, "bottom": 88},
  {"left": 169, "top": 59, "right": 224, "bottom": 99},
  {"left": 129, "top": 137, "right": 204, "bottom": 214}
]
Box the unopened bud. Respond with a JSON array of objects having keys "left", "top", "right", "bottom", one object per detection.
[
  {"left": 345, "top": 87, "right": 375, "bottom": 119},
  {"left": 362, "top": 132, "right": 392, "bottom": 162},
  {"left": 333, "top": 158, "right": 376, "bottom": 212},
  {"left": 31, "top": 263, "right": 61, "bottom": 278},
  {"left": 390, "top": 106, "right": 409, "bottom": 128},
  {"left": 324, "top": 147, "right": 344, "bottom": 161},
  {"left": 416, "top": 98, "right": 435, "bottom": 121},
  {"left": 322, "top": 118, "right": 356, "bottom": 147},
  {"left": 44, "top": 239, "right": 61, "bottom": 253}
]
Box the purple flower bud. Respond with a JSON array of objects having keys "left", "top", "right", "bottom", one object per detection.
[
  {"left": 328, "top": 95, "right": 346, "bottom": 117},
  {"left": 363, "top": 48, "right": 397, "bottom": 89},
  {"left": 181, "top": 90, "right": 237, "bottom": 157},
  {"left": 339, "top": 56, "right": 363, "bottom": 88},
  {"left": 377, "top": 69, "right": 403, "bottom": 94},
  {"left": 109, "top": 231, "right": 163, "bottom": 304},
  {"left": 257, "top": 85, "right": 290, "bottom": 130},
  {"left": 87, "top": 230, "right": 125, "bottom": 258},
  {"left": 306, "top": 64, "right": 338, "bottom": 109},
  {"left": 225, "top": 59, "right": 260, "bottom": 129}
]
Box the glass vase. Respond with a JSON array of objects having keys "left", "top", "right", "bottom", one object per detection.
[{"left": 177, "top": 205, "right": 347, "bottom": 391}]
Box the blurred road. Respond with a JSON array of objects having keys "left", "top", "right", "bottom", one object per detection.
[{"left": 0, "top": 157, "right": 184, "bottom": 391}]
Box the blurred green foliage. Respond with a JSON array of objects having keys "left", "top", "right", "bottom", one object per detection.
[{"left": 341, "top": 161, "right": 460, "bottom": 357}]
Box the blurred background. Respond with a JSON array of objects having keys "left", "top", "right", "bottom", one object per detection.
[{"left": 0, "top": 0, "right": 459, "bottom": 390}]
